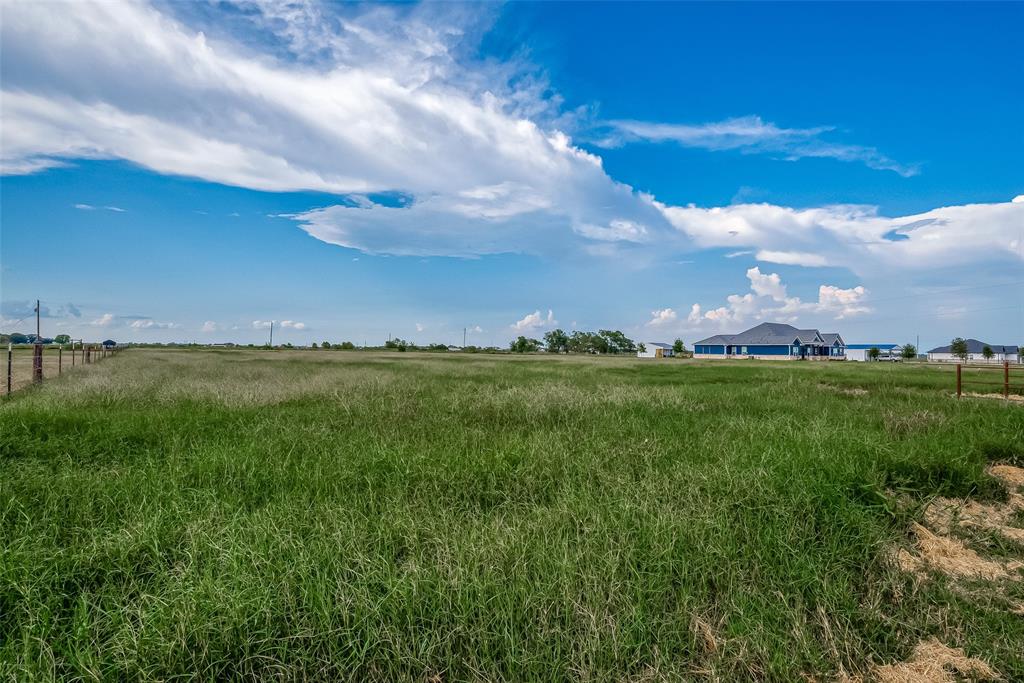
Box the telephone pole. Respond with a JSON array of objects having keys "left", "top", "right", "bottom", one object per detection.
[
  {"left": 463, "top": 327, "right": 467, "bottom": 347},
  {"left": 36, "top": 299, "right": 40, "bottom": 340},
  {"left": 269, "top": 321, "right": 274, "bottom": 347}
]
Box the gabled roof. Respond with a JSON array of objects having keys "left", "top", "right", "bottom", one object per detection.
[
  {"left": 695, "top": 333, "right": 737, "bottom": 346},
  {"left": 695, "top": 322, "right": 835, "bottom": 347},
  {"left": 847, "top": 343, "right": 899, "bottom": 350},
  {"left": 820, "top": 333, "right": 845, "bottom": 346},
  {"left": 644, "top": 342, "right": 674, "bottom": 349},
  {"left": 928, "top": 339, "right": 1018, "bottom": 354}
]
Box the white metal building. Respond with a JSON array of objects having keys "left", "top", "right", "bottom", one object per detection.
[
  {"left": 638, "top": 342, "right": 674, "bottom": 358},
  {"left": 846, "top": 344, "right": 901, "bottom": 362}
]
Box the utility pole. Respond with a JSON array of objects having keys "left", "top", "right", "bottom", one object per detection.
[
  {"left": 463, "top": 327, "right": 467, "bottom": 347},
  {"left": 269, "top": 321, "right": 274, "bottom": 348},
  {"left": 32, "top": 300, "right": 42, "bottom": 383}
]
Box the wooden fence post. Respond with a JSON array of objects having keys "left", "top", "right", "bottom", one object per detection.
[
  {"left": 32, "top": 343, "right": 43, "bottom": 384},
  {"left": 59, "top": 345, "right": 62, "bottom": 375},
  {"left": 1004, "top": 361, "right": 1010, "bottom": 399},
  {"left": 6, "top": 344, "right": 11, "bottom": 395},
  {"left": 956, "top": 363, "right": 962, "bottom": 399}
]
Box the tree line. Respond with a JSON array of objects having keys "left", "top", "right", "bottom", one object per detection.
[{"left": 509, "top": 329, "right": 648, "bottom": 354}]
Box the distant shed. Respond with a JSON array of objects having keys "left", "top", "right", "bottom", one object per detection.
[{"left": 638, "top": 342, "right": 674, "bottom": 359}]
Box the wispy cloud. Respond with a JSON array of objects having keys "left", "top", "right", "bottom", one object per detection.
[
  {"left": 130, "top": 319, "right": 179, "bottom": 329},
  {"left": 598, "top": 116, "right": 918, "bottom": 177},
  {"left": 74, "top": 203, "right": 125, "bottom": 212}
]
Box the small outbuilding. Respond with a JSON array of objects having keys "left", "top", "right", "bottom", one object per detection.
[
  {"left": 638, "top": 342, "right": 674, "bottom": 359},
  {"left": 846, "top": 344, "right": 901, "bottom": 362},
  {"left": 927, "top": 340, "right": 1019, "bottom": 363}
]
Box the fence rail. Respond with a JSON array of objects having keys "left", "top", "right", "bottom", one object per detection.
[
  {"left": 5, "top": 342, "right": 125, "bottom": 396},
  {"left": 955, "top": 361, "right": 1024, "bottom": 399}
]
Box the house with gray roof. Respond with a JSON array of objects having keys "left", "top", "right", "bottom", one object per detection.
[
  {"left": 694, "top": 322, "right": 845, "bottom": 360},
  {"left": 927, "top": 339, "right": 1019, "bottom": 363}
]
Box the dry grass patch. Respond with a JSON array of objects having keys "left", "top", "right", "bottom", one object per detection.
[
  {"left": 871, "top": 639, "right": 998, "bottom": 683},
  {"left": 895, "top": 523, "right": 1020, "bottom": 582},
  {"left": 924, "top": 465, "right": 1024, "bottom": 543},
  {"left": 961, "top": 391, "right": 1024, "bottom": 404}
]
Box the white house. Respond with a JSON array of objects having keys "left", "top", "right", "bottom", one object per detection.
[
  {"left": 927, "top": 340, "right": 1019, "bottom": 363},
  {"left": 638, "top": 342, "right": 674, "bottom": 358}
]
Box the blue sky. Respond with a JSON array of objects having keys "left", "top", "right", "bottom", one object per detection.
[{"left": 2, "top": 1, "right": 1022, "bottom": 349}]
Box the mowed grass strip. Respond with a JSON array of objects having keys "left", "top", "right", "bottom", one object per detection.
[{"left": 1, "top": 350, "right": 1022, "bottom": 680}]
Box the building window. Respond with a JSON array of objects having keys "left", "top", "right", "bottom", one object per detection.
[{"left": 741, "top": 346, "right": 747, "bottom": 354}]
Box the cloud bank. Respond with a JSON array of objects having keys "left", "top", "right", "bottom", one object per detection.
[{"left": 1, "top": 0, "right": 1021, "bottom": 275}]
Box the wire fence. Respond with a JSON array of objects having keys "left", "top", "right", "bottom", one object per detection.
[
  {"left": 955, "top": 361, "right": 1024, "bottom": 400},
  {"left": 4, "top": 343, "right": 125, "bottom": 396}
]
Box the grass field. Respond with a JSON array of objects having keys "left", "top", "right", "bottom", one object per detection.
[{"left": 2, "top": 349, "right": 1022, "bottom": 680}]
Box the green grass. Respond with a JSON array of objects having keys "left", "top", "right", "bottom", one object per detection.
[{"left": 2, "top": 350, "right": 1022, "bottom": 680}]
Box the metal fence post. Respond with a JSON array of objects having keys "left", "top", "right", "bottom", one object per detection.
[
  {"left": 1004, "top": 361, "right": 1010, "bottom": 399},
  {"left": 6, "top": 343, "right": 11, "bottom": 395},
  {"left": 32, "top": 343, "right": 43, "bottom": 384},
  {"left": 956, "top": 363, "right": 962, "bottom": 399},
  {"left": 59, "top": 345, "right": 62, "bottom": 375}
]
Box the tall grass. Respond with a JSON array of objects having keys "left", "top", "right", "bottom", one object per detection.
[{"left": 2, "top": 350, "right": 1022, "bottom": 680}]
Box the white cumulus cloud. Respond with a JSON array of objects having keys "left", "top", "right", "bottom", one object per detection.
[
  {"left": 647, "top": 308, "right": 678, "bottom": 326},
  {"left": 512, "top": 309, "right": 557, "bottom": 331},
  {"left": 90, "top": 313, "right": 115, "bottom": 327}
]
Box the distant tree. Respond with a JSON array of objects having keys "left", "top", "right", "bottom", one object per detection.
[
  {"left": 567, "top": 331, "right": 593, "bottom": 354},
  {"left": 673, "top": 338, "right": 686, "bottom": 354},
  {"left": 543, "top": 329, "right": 569, "bottom": 353},
  {"left": 868, "top": 347, "right": 881, "bottom": 361},
  {"left": 311, "top": 342, "right": 319, "bottom": 349},
  {"left": 982, "top": 345, "right": 994, "bottom": 361},
  {"left": 54, "top": 334, "right": 71, "bottom": 345},
  {"left": 321, "top": 341, "right": 332, "bottom": 349},
  {"left": 463, "top": 345, "right": 479, "bottom": 353},
  {"left": 901, "top": 343, "right": 917, "bottom": 360},
  {"left": 637, "top": 343, "right": 646, "bottom": 354},
  {"left": 510, "top": 336, "right": 540, "bottom": 353},
  {"left": 599, "top": 330, "right": 636, "bottom": 354},
  {"left": 428, "top": 343, "right": 448, "bottom": 351},
  {"left": 10, "top": 333, "right": 28, "bottom": 344},
  {"left": 950, "top": 337, "right": 969, "bottom": 361},
  {"left": 339, "top": 341, "right": 356, "bottom": 350}
]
